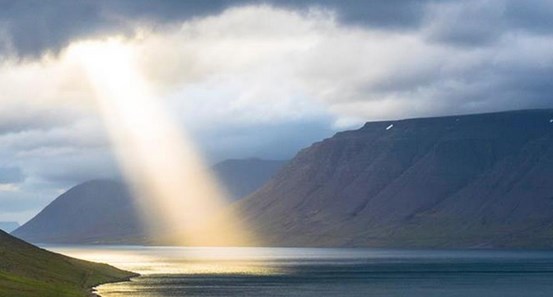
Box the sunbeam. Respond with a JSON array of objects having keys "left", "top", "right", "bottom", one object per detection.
[{"left": 67, "top": 38, "right": 255, "bottom": 246}]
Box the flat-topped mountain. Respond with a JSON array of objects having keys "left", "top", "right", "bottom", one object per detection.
[
  {"left": 239, "top": 109, "right": 553, "bottom": 248},
  {"left": 0, "top": 230, "right": 136, "bottom": 297},
  {"left": 13, "top": 158, "right": 285, "bottom": 244}
]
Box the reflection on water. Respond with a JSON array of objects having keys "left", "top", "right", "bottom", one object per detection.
[
  {"left": 48, "top": 246, "right": 282, "bottom": 275},
  {"left": 48, "top": 246, "right": 553, "bottom": 297}
]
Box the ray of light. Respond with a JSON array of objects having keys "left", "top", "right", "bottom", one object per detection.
[{"left": 67, "top": 38, "right": 255, "bottom": 246}]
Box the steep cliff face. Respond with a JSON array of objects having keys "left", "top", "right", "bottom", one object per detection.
[{"left": 240, "top": 110, "right": 553, "bottom": 248}]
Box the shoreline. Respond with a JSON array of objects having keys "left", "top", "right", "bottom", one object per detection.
[{"left": 88, "top": 274, "right": 139, "bottom": 297}]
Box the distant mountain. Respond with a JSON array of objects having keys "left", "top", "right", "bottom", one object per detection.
[
  {"left": 0, "top": 221, "right": 19, "bottom": 232},
  {"left": 13, "top": 158, "right": 285, "bottom": 244},
  {"left": 239, "top": 109, "right": 553, "bottom": 248},
  {"left": 0, "top": 230, "right": 136, "bottom": 297},
  {"left": 213, "top": 158, "right": 287, "bottom": 201},
  {"left": 12, "top": 179, "right": 145, "bottom": 244}
]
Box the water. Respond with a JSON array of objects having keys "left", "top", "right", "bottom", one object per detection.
[{"left": 48, "top": 246, "right": 553, "bottom": 297}]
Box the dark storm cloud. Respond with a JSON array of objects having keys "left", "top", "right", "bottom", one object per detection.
[
  {"left": 0, "top": 0, "right": 438, "bottom": 57},
  {"left": 505, "top": 0, "right": 553, "bottom": 35},
  {"left": 423, "top": 0, "right": 553, "bottom": 47},
  {"left": 2, "top": 0, "right": 552, "bottom": 58},
  {"left": 0, "top": 0, "right": 259, "bottom": 57},
  {"left": 0, "top": 0, "right": 118, "bottom": 57},
  {"left": 271, "top": 0, "right": 428, "bottom": 28}
]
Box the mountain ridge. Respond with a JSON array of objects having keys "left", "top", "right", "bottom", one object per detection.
[
  {"left": 13, "top": 158, "right": 286, "bottom": 244},
  {"left": 238, "top": 109, "right": 553, "bottom": 248},
  {"left": 13, "top": 109, "right": 553, "bottom": 248}
]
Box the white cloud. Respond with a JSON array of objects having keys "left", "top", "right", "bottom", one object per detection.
[{"left": 0, "top": 184, "right": 19, "bottom": 192}]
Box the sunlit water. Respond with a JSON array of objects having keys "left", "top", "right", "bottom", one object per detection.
[{"left": 47, "top": 246, "right": 553, "bottom": 297}]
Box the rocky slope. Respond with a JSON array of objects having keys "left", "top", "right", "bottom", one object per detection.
[{"left": 239, "top": 109, "right": 553, "bottom": 248}]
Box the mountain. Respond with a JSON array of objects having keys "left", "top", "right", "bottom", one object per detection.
[
  {"left": 0, "top": 221, "right": 19, "bottom": 232},
  {"left": 13, "top": 158, "right": 285, "bottom": 244},
  {"left": 0, "top": 230, "right": 136, "bottom": 297},
  {"left": 213, "top": 158, "right": 287, "bottom": 201},
  {"left": 16, "top": 110, "right": 553, "bottom": 248},
  {"left": 239, "top": 109, "right": 553, "bottom": 248},
  {"left": 12, "top": 179, "right": 145, "bottom": 244}
]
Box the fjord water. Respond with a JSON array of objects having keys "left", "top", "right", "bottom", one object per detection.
[{"left": 49, "top": 246, "right": 553, "bottom": 297}]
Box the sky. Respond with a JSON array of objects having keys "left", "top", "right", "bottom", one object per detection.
[{"left": 0, "top": 0, "right": 552, "bottom": 223}]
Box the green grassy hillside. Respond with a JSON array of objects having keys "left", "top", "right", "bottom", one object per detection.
[{"left": 0, "top": 230, "right": 137, "bottom": 297}]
